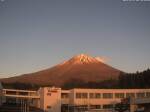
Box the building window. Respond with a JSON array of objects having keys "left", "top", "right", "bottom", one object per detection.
[
  {"left": 47, "top": 93, "right": 51, "bottom": 96},
  {"left": 76, "top": 93, "right": 82, "bottom": 99},
  {"left": 103, "top": 104, "right": 113, "bottom": 109},
  {"left": 103, "top": 93, "right": 113, "bottom": 99},
  {"left": 136, "top": 92, "right": 145, "bottom": 98},
  {"left": 89, "top": 93, "right": 94, "bottom": 98},
  {"left": 47, "top": 106, "right": 51, "bottom": 109},
  {"left": 115, "top": 93, "right": 125, "bottom": 98},
  {"left": 90, "top": 105, "right": 101, "bottom": 109},
  {"left": 146, "top": 92, "right": 150, "bottom": 98},
  {"left": 76, "top": 93, "right": 88, "bottom": 99},
  {"left": 61, "top": 93, "right": 69, "bottom": 99},
  {"left": 82, "top": 93, "right": 88, "bottom": 98},
  {"left": 5, "top": 91, "right": 16, "bottom": 95},
  {"left": 126, "top": 93, "right": 135, "bottom": 98},
  {"left": 95, "top": 93, "right": 101, "bottom": 98},
  {"left": 89, "top": 93, "right": 101, "bottom": 99}
]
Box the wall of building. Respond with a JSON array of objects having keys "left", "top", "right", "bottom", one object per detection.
[
  {"left": 39, "top": 87, "right": 61, "bottom": 112},
  {"left": 61, "top": 90, "right": 70, "bottom": 105},
  {"left": 0, "top": 88, "right": 40, "bottom": 109},
  {"left": 66, "top": 88, "right": 150, "bottom": 110}
]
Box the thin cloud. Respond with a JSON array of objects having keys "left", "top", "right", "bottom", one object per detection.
[{"left": 95, "top": 56, "right": 110, "bottom": 63}]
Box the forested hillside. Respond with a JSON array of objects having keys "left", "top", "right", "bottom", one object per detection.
[{"left": 119, "top": 68, "right": 150, "bottom": 89}]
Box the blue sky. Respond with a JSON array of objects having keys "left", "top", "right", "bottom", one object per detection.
[{"left": 0, "top": 0, "right": 150, "bottom": 78}]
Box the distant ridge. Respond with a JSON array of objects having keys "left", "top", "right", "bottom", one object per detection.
[{"left": 0, "top": 54, "right": 121, "bottom": 87}]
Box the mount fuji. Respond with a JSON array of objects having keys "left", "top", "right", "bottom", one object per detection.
[{"left": 1, "top": 54, "right": 121, "bottom": 87}]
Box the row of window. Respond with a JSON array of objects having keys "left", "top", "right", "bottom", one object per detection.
[
  {"left": 76, "top": 93, "right": 88, "bottom": 99},
  {"left": 75, "top": 92, "right": 150, "bottom": 99},
  {"left": 61, "top": 104, "right": 113, "bottom": 110},
  {"left": 90, "top": 104, "right": 113, "bottom": 109},
  {"left": 74, "top": 104, "right": 113, "bottom": 109}
]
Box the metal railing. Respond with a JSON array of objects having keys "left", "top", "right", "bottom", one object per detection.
[{"left": 1, "top": 89, "right": 40, "bottom": 99}]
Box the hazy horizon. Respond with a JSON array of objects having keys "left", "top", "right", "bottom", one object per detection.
[{"left": 0, "top": 0, "right": 150, "bottom": 78}]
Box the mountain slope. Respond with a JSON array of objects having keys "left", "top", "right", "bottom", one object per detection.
[{"left": 0, "top": 54, "right": 121, "bottom": 87}]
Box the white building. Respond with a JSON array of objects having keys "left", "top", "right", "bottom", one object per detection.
[
  {"left": 61, "top": 88, "right": 150, "bottom": 112},
  {"left": 0, "top": 85, "right": 150, "bottom": 112}
]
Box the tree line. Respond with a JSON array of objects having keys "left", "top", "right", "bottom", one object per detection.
[{"left": 118, "top": 68, "right": 150, "bottom": 89}]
